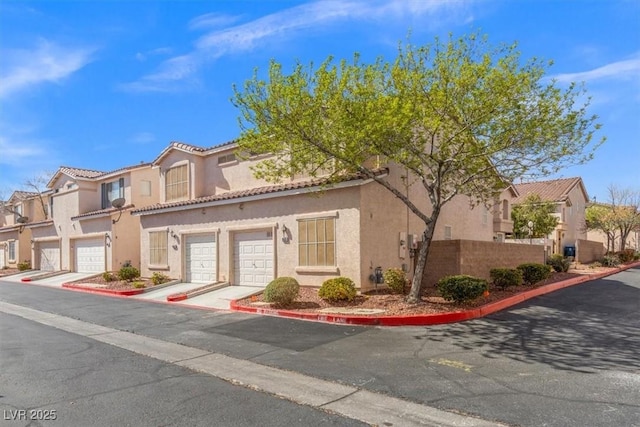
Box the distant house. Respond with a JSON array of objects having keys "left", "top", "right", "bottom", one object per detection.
[
  {"left": 27, "top": 163, "right": 160, "bottom": 273},
  {"left": 513, "top": 177, "right": 589, "bottom": 255}
]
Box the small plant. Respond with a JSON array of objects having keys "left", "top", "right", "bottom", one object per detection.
[
  {"left": 151, "top": 272, "right": 170, "bottom": 286},
  {"left": 600, "top": 254, "right": 620, "bottom": 267},
  {"left": 383, "top": 268, "right": 407, "bottom": 294},
  {"left": 118, "top": 265, "right": 140, "bottom": 281},
  {"left": 318, "top": 277, "right": 357, "bottom": 302},
  {"left": 517, "top": 263, "right": 551, "bottom": 285},
  {"left": 437, "top": 275, "right": 488, "bottom": 304},
  {"left": 489, "top": 268, "right": 523, "bottom": 290},
  {"left": 102, "top": 271, "right": 116, "bottom": 282},
  {"left": 18, "top": 260, "right": 31, "bottom": 271},
  {"left": 589, "top": 261, "right": 603, "bottom": 269},
  {"left": 263, "top": 277, "right": 300, "bottom": 305},
  {"left": 132, "top": 281, "right": 146, "bottom": 289},
  {"left": 546, "top": 254, "right": 572, "bottom": 272},
  {"left": 615, "top": 249, "right": 636, "bottom": 263},
  {"left": 634, "top": 251, "right": 640, "bottom": 261}
]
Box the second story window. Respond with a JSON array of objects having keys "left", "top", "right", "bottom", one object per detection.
[
  {"left": 165, "top": 164, "right": 188, "bottom": 202},
  {"left": 14, "top": 204, "right": 22, "bottom": 222},
  {"left": 102, "top": 178, "right": 124, "bottom": 209}
]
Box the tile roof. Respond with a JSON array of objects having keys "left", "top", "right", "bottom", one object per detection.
[
  {"left": 151, "top": 140, "right": 237, "bottom": 165},
  {"left": 132, "top": 169, "right": 386, "bottom": 214},
  {"left": 71, "top": 204, "right": 135, "bottom": 221},
  {"left": 59, "top": 166, "right": 106, "bottom": 179},
  {"left": 513, "top": 177, "right": 585, "bottom": 204}
]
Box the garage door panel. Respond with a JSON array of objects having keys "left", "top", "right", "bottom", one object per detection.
[
  {"left": 233, "top": 231, "right": 274, "bottom": 287},
  {"left": 39, "top": 241, "right": 60, "bottom": 272},
  {"left": 75, "top": 239, "right": 105, "bottom": 273},
  {"left": 186, "top": 234, "right": 217, "bottom": 284}
]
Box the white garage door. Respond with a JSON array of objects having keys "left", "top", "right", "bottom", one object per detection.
[
  {"left": 0, "top": 247, "right": 5, "bottom": 268},
  {"left": 233, "top": 231, "right": 274, "bottom": 287},
  {"left": 75, "top": 238, "right": 105, "bottom": 273},
  {"left": 38, "top": 241, "right": 60, "bottom": 272},
  {"left": 185, "top": 234, "right": 217, "bottom": 283}
]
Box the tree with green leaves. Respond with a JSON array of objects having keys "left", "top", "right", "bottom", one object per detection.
[
  {"left": 232, "top": 33, "right": 604, "bottom": 303},
  {"left": 586, "top": 185, "right": 640, "bottom": 252},
  {"left": 511, "top": 194, "right": 559, "bottom": 239}
]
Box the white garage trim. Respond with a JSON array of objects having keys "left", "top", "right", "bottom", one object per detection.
[
  {"left": 38, "top": 241, "right": 60, "bottom": 272},
  {"left": 74, "top": 238, "right": 106, "bottom": 273},
  {"left": 185, "top": 234, "right": 217, "bottom": 284},
  {"left": 233, "top": 230, "right": 275, "bottom": 287}
]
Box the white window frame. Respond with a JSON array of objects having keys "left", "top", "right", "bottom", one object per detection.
[{"left": 8, "top": 240, "right": 16, "bottom": 261}]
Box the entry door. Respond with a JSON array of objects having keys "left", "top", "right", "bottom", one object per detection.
[
  {"left": 185, "top": 234, "right": 217, "bottom": 283},
  {"left": 233, "top": 231, "right": 274, "bottom": 287}
]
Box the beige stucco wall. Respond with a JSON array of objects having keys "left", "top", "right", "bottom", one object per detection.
[
  {"left": 562, "top": 184, "right": 588, "bottom": 247},
  {"left": 138, "top": 185, "right": 362, "bottom": 287}
]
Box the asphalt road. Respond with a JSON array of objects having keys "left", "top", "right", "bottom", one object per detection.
[{"left": 1, "top": 266, "right": 639, "bottom": 427}]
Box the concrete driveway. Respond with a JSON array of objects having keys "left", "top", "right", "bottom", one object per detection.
[{"left": 4, "top": 271, "right": 98, "bottom": 287}]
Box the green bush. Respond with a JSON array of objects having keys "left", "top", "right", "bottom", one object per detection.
[
  {"left": 17, "top": 260, "right": 31, "bottom": 271},
  {"left": 517, "top": 263, "right": 551, "bottom": 285},
  {"left": 490, "top": 268, "right": 523, "bottom": 290},
  {"left": 118, "top": 266, "right": 140, "bottom": 281},
  {"left": 546, "top": 254, "right": 572, "bottom": 272},
  {"left": 383, "top": 268, "right": 407, "bottom": 294},
  {"left": 601, "top": 254, "right": 620, "bottom": 267},
  {"left": 151, "top": 272, "right": 170, "bottom": 286},
  {"left": 436, "top": 275, "right": 488, "bottom": 304},
  {"left": 263, "top": 277, "right": 300, "bottom": 305},
  {"left": 132, "top": 281, "right": 146, "bottom": 289},
  {"left": 318, "top": 277, "right": 357, "bottom": 302},
  {"left": 616, "top": 249, "right": 636, "bottom": 263},
  {"left": 634, "top": 251, "right": 640, "bottom": 261},
  {"left": 102, "top": 271, "right": 116, "bottom": 282}
]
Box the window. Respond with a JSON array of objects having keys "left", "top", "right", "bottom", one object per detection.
[
  {"left": 502, "top": 200, "right": 509, "bottom": 220},
  {"left": 165, "top": 164, "right": 188, "bottom": 202},
  {"left": 14, "top": 204, "right": 22, "bottom": 222},
  {"left": 482, "top": 208, "right": 488, "bottom": 225},
  {"left": 149, "top": 231, "right": 168, "bottom": 266},
  {"left": 444, "top": 226, "right": 452, "bottom": 240},
  {"left": 102, "top": 178, "right": 124, "bottom": 209},
  {"left": 140, "top": 180, "right": 152, "bottom": 197},
  {"left": 298, "top": 217, "right": 335, "bottom": 266},
  {"left": 49, "top": 196, "right": 54, "bottom": 219},
  {"left": 217, "top": 153, "right": 236, "bottom": 164},
  {"left": 8, "top": 241, "right": 16, "bottom": 261}
]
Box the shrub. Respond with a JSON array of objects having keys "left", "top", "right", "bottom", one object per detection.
[
  {"left": 546, "top": 254, "right": 572, "bottom": 272},
  {"left": 151, "top": 272, "right": 170, "bottom": 286},
  {"left": 601, "top": 254, "right": 620, "bottom": 267},
  {"left": 437, "top": 275, "right": 488, "bottom": 304},
  {"left": 118, "top": 266, "right": 140, "bottom": 281},
  {"left": 318, "top": 277, "right": 357, "bottom": 302},
  {"left": 132, "top": 281, "right": 146, "bottom": 289},
  {"left": 635, "top": 251, "right": 640, "bottom": 261},
  {"left": 102, "top": 271, "right": 116, "bottom": 282},
  {"left": 490, "top": 268, "right": 523, "bottom": 290},
  {"left": 616, "top": 249, "right": 636, "bottom": 263},
  {"left": 263, "top": 277, "right": 300, "bottom": 305},
  {"left": 383, "top": 268, "right": 407, "bottom": 294},
  {"left": 517, "top": 263, "right": 551, "bottom": 285},
  {"left": 18, "top": 260, "right": 31, "bottom": 271}
]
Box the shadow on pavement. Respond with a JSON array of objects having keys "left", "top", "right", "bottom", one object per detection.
[{"left": 419, "top": 278, "right": 640, "bottom": 374}]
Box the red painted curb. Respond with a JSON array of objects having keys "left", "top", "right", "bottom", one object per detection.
[
  {"left": 230, "top": 262, "right": 640, "bottom": 326},
  {"left": 21, "top": 277, "right": 32, "bottom": 282},
  {"left": 61, "top": 283, "right": 145, "bottom": 296},
  {"left": 167, "top": 293, "right": 188, "bottom": 302}
]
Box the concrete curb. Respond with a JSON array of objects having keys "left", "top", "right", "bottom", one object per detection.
[
  {"left": 166, "top": 282, "right": 229, "bottom": 302},
  {"left": 61, "top": 283, "right": 146, "bottom": 296},
  {"left": 230, "top": 262, "right": 640, "bottom": 326}
]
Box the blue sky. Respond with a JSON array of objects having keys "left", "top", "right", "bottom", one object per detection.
[{"left": 1, "top": 0, "right": 638, "bottom": 202}]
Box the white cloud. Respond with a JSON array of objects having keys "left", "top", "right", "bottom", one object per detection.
[
  {"left": 135, "top": 47, "right": 173, "bottom": 62},
  {"left": 123, "top": 0, "right": 474, "bottom": 92},
  {"left": 0, "top": 39, "right": 95, "bottom": 99},
  {"left": 552, "top": 55, "right": 640, "bottom": 83},
  {"left": 0, "top": 136, "right": 45, "bottom": 165}
]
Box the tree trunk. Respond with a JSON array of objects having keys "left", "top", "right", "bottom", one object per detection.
[{"left": 406, "top": 227, "right": 434, "bottom": 304}]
